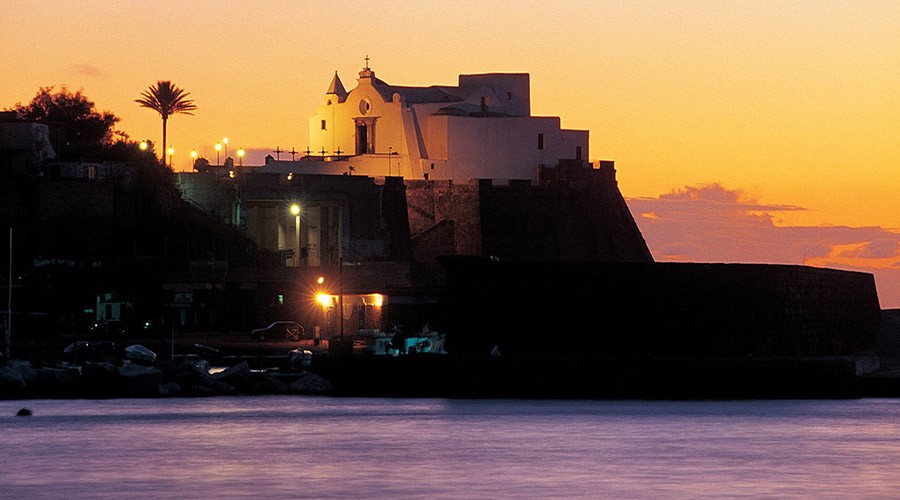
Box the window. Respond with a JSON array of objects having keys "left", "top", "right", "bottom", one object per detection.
[
  {"left": 321, "top": 119, "right": 327, "bottom": 130},
  {"left": 538, "top": 133, "right": 544, "bottom": 150}
]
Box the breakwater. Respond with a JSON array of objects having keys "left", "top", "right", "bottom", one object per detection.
[{"left": 4, "top": 351, "right": 898, "bottom": 400}]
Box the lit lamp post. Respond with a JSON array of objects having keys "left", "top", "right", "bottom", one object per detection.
[
  {"left": 139, "top": 141, "right": 149, "bottom": 151},
  {"left": 223, "top": 137, "right": 229, "bottom": 159},
  {"left": 237, "top": 148, "right": 245, "bottom": 167},
  {"left": 290, "top": 204, "right": 300, "bottom": 267},
  {"left": 167, "top": 147, "right": 175, "bottom": 168},
  {"left": 215, "top": 142, "right": 222, "bottom": 165},
  {"left": 315, "top": 276, "right": 327, "bottom": 344},
  {"left": 190, "top": 149, "right": 197, "bottom": 169}
]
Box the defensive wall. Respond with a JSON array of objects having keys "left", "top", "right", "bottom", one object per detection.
[
  {"left": 404, "top": 160, "right": 652, "bottom": 276},
  {"left": 440, "top": 258, "right": 882, "bottom": 358}
]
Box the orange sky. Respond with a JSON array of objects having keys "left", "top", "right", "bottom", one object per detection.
[{"left": 3, "top": 0, "right": 899, "bottom": 306}]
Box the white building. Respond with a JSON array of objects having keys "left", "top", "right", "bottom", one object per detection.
[{"left": 256, "top": 63, "right": 589, "bottom": 183}]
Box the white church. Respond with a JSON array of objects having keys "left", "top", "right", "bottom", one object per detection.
[{"left": 256, "top": 60, "right": 590, "bottom": 182}]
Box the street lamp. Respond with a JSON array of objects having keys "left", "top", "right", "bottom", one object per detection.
[
  {"left": 139, "top": 141, "right": 148, "bottom": 151},
  {"left": 237, "top": 148, "right": 245, "bottom": 167},
  {"left": 290, "top": 204, "right": 300, "bottom": 267},
  {"left": 223, "top": 137, "right": 229, "bottom": 159},
  {"left": 215, "top": 142, "right": 222, "bottom": 165},
  {"left": 167, "top": 147, "right": 175, "bottom": 168},
  {"left": 190, "top": 149, "right": 198, "bottom": 169},
  {"left": 315, "top": 283, "right": 329, "bottom": 344}
]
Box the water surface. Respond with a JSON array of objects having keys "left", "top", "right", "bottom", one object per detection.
[{"left": 2, "top": 397, "right": 899, "bottom": 499}]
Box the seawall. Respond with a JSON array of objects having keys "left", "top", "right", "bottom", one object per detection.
[{"left": 441, "top": 259, "right": 881, "bottom": 358}]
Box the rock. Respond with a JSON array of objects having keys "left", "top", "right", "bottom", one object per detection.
[
  {"left": 252, "top": 376, "right": 287, "bottom": 394},
  {"left": 0, "top": 367, "right": 28, "bottom": 395},
  {"left": 81, "top": 361, "right": 124, "bottom": 397},
  {"left": 35, "top": 365, "right": 82, "bottom": 395},
  {"left": 289, "top": 349, "right": 312, "bottom": 369},
  {"left": 159, "top": 382, "right": 182, "bottom": 396},
  {"left": 7, "top": 360, "right": 38, "bottom": 383},
  {"left": 16, "top": 408, "right": 32, "bottom": 416},
  {"left": 288, "top": 372, "right": 334, "bottom": 394},
  {"left": 186, "top": 384, "right": 220, "bottom": 396},
  {"left": 124, "top": 344, "right": 157, "bottom": 365},
  {"left": 173, "top": 359, "right": 217, "bottom": 389},
  {"left": 117, "top": 363, "right": 163, "bottom": 396},
  {"left": 213, "top": 361, "right": 253, "bottom": 389},
  {"left": 213, "top": 381, "right": 237, "bottom": 395}
]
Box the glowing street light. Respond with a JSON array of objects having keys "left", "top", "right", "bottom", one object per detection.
[
  {"left": 167, "top": 147, "right": 175, "bottom": 168},
  {"left": 237, "top": 148, "right": 245, "bottom": 166},
  {"left": 314, "top": 289, "right": 330, "bottom": 344},
  {"left": 139, "top": 141, "right": 148, "bottom": 151},
  {"left": 223, "top": 137, "right": 229, "bottom": 159},
  {"left": 215, "top": 142, "right": 222, "bottom": 165},
  {"left": 290, "top": 203, "right": 301, "bottom": 267}
]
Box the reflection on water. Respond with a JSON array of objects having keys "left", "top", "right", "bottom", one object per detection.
[{"left": 2, "top": 397, "right": 900, "bottom": 499}]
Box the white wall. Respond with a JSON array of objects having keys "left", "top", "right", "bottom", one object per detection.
[{"left": 306, "top": 72, "right": 589, "bottom": 183}]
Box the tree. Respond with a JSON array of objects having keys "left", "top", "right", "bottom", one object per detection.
[
  {"left": 135, "top": 81, "right": 196, "bottom": 165},
  {"left": 10, "top": 86, "right": 127, "bottom": 160}
]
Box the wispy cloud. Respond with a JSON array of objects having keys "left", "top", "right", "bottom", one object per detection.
[
  {"left": 71, "top": 63, "right": 103, "bottom": 77},
  {"left": 628, "top": 183, "right": 900, "bottom": 308}
]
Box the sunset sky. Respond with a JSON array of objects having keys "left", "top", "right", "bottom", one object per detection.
[{"left": 2, "top": 1, "right": 899, "bottom": 306}]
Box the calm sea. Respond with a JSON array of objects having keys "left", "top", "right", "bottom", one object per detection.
[{"left": 2, "top": 396, "right": 899, "bottom": 499}]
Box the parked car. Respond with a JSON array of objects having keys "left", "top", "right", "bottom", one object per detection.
[{"left": 250, "top": 321, "right": 305, "bottom": 341}]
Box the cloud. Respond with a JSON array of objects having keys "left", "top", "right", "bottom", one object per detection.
[
  {"left": 628, "top": 183, "right": 900, "bottom": 308},
  {"left": 72, "top": 64, "right": 103, "bottom": 77},
  {"left": 846, "top": 240, "right": 900, "bottom": 260}
]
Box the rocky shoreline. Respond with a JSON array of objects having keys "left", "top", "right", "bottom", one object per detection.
[
  {"left": 0, "top": 355, "right": 334, "bottom": 400},
  {"left": 5, "top": 349, "right": 900, "bottom": 401},
  {"left": 4, "top": 310, "right": 900, "bottom": 401}
]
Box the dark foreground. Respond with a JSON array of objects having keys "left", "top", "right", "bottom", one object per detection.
[
  {"left": 3, "top": 310, "right": 900, "bottom": 401},
  {"left": 3, "top": 348, "right": 900, "bottom": 400}
]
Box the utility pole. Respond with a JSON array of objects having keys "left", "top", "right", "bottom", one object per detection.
[
  {"left": 338, "top": 255, "right": 344, "bottom": 342},
  {"left": 6, "top": 227, "right": 12, "bottom": 360}
]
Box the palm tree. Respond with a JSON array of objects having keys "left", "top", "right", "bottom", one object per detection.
[{"left": 135, "top": 81, "right": 196, "bottom": 164}]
